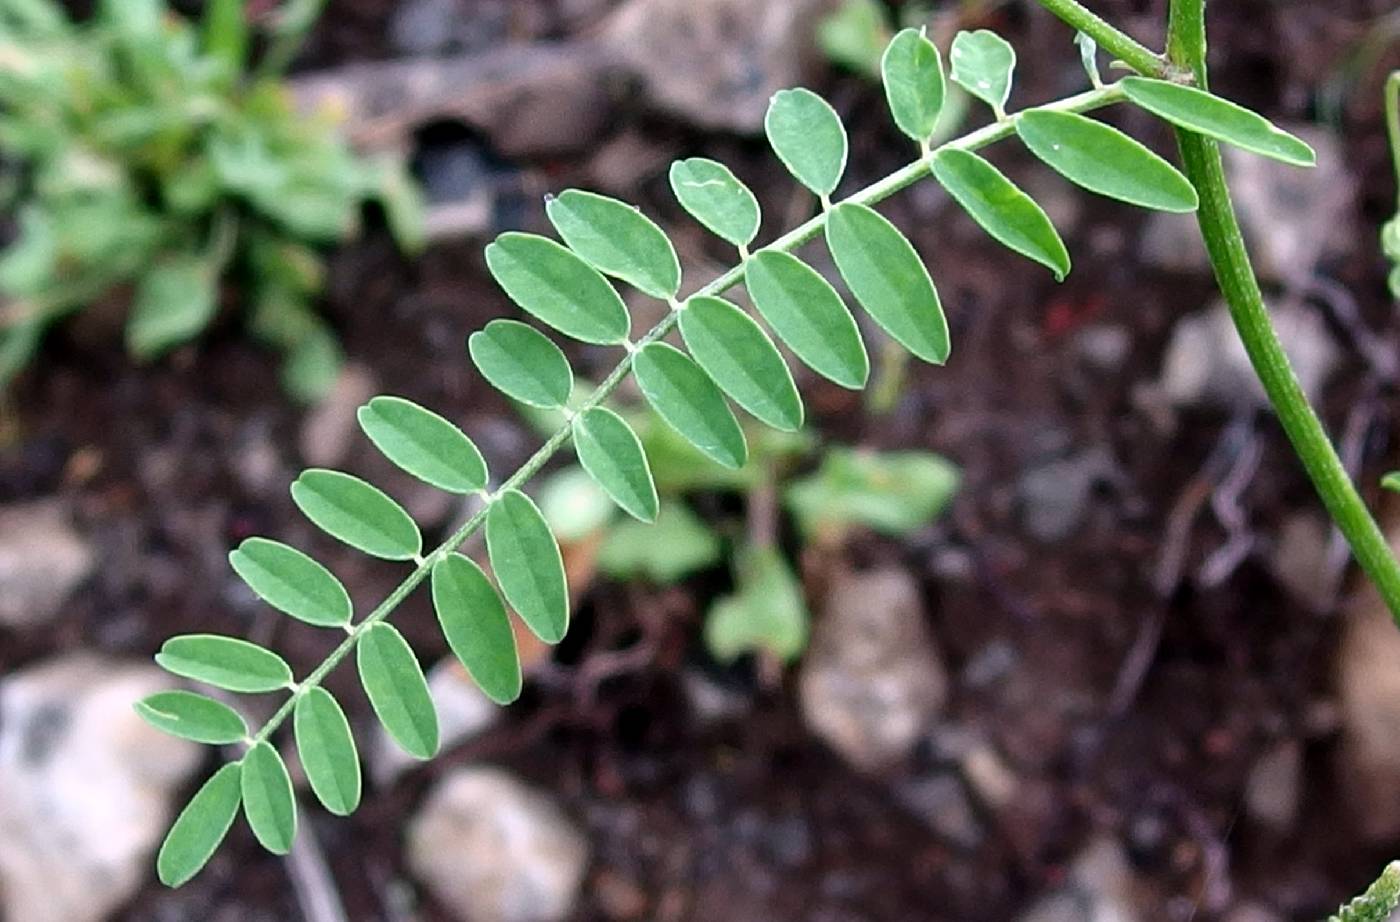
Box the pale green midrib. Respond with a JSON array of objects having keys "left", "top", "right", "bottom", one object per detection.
[{"left": 249, "top": 81, "right": 1127, "bottom": 746}]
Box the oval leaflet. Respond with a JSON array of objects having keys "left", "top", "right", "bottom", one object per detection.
[
  {"left": 291, "top": 469, "right": 422, "bottom": 561},
  {"left": 469, "top": 319, "right": 573, "bottom": 409},
  {"left": 546, "top": 189, "right": 681, "bottom": 300},
  {"left": 357, "top": 395, "right": 488, "bottom": 494},
  {"left": 573, "top": 407, "right": 659, "bottom": 522},
  {"left": 484, "top": 232, "right": 631, "bottom": 344},
  {"left": 765, "top": 88, "right": 848, "bottom": 198},
  {"left": 486, "top": 489, "right": 570, "bottom": 644},
  {"left": 1121, "top": 77, "right": 1316, "bottom": 168},
  {"left": 882, "top": 28, "right": 945, "bottom": 144},
  {"left": 229, "top": 537, "right": 352, "bottom": 627},
  {"left": 431, "top": 553, "right": 522, "bottom": 704},
  {"left": 136, "top": 690, "right": 248, "bottom": 744},
  {"left": 744, "top": 250, "right": 869, "bottom": 388},
  {"left": 241, "top": 741, "right": 296, "bottom": 855},
  {"left": 155, "top": 634, "right": 293, "bottom": 693},
  {"left": 632, "top": 342, "right": 748, "bottom": 470},
  {"left": 678, "top": 295, "right": 803, "bottom": 431},
  {"left": 157, "top": 762, "right": 243, "bottom": 888},
  {"left": 357, "top": 622, "right": 439, "bottom": 759},
  {"left": 294, "top": 687, "right": 362, "bottom": 816},
  {"left": 669, "top": 158, "right": 761, "bottom": 248}
]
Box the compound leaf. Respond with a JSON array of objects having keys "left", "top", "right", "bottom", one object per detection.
[
  {"left": 546, "top": 189, "right": 681, "bottom": 300},
  {"left": 669, "top": 158, "right": 761, "bottom": 247},
  {"left": 484, "top": 232, "right": 630, "bottom": 345},
  {"left": 486, "top": 489, "right": 569, "bottom": 644},
  {"left": 1120, "top": 77, "right": 1316, "bottom": 167},
  {"left": 1016, "top": 109, "right": 1198, "bottom": 213},
  {"left": 744, "top": 250, "right": 869, "bottom": 388},
  {"left": 241, "top": 741, "right": 296, "bottom": 855},
  {"left": 126, "top": 254, "right": 218, "bottom": 360},
  {"left": 882, "top": 27, "right": 945, "bottom": 144},
  {"left": 291, "top": 469, "right": 422, "bottom": 561},
  {"left": 229, "top": 537, "right": 352, "bottom": 628},
  {"left": 931, "top": 148, "right": 1070, "bottom": 280},
  {"left": 357, "top": 622, "right": 438, "bottom": 759},
  {"left": 573, "top": 407, "right": 658, "bottom": 522},
  {"left": 679, "top": 295, "right": 802, "bottom": 431},
  {"left": 766, "top": 88, "right": 848, "bottom": 197},
  {"left": 469, "top": 319, "right": 573, "bottom": 409},
  {"left": 156, "top": 635, "right": 293, "bottom": 693},
  {"left": 157, "top": 761, "right": 243, "bottom": 888},
  {"left": 430, "top": 553, "right": 522, "bottom": 704},
  {"left": 825, "top": 202, "right": 949, "bottom": 364},
  {"left": 357, "top": 396, "right": 488, "bottom": 494},
  {"left": 950, "top": 30, "right": 1015, "bottom": 117},
  {"left": 136, "top": 690, "right": 248, "bottom": 745},
  {"left": 633, "top": 342, "right": 748, "bottom": 469},
  {"left": 294, "top": 687, "right": 361, "bottom": 816}
]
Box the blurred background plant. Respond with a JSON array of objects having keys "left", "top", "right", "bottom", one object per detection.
[{"left": 0, "top": 0, "right": 423, "bottom": 401}]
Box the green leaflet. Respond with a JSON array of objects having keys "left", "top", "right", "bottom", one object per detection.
[
  {"left": 949, "top": 30, "right": 1015, "bottom": 117},
  {"left": 486, "top": 489, "right": 569, "bottom": 644},
  {"left": 931, "top": 148, "right": 1070, "bottom": 280},
  {"left": 1016, "top": 109, "right": 1199, "bottom": 213},
  {"left": 824, "top": 203, "right": 949, "bottom": 364},
  {"left": 291, "top": 469, "right": 422, "bottom": 561},
  {"left": 294, "top": 687, "right": 361, "bottom": 816},
  {"left": 546, "top": 189, "right": 681, "bottom": 300},
  {"left": 705, "top": 546, "right": 809, "bottom": 663},
  {"left": 241, "top": 741, "right": 296, "bottom": 855},
  {"left": 229, "top": 537, "right": 352, "bottom": 628},
  {"left": 430, "top": 553, "right": 522, "bottom": 704},
  {"left": 469, "top": 319, "right": 573, "bottom": 409},
  {"left": 126, "top": 254, "right": 217, "bottom": 359},
  {"left": 135, "top": 690, "right": 248, "bottom": 744},
  {"left": 678, "top": 295, "right": 803, "bottom": 431},
  {"left": 744, "top": 250, "right": 869, "bottom": 388},
  {"left": 484, "top": 232, "right": 631, "bottom": 345},
  {"left": 357, "top": 622, "right": 439, "bottom": 759},
  {"left": 1121, "top": 77, "right": 1316, "bottom": 168},
  {"left": 668, "top": 158, "right": 761, "bottom": 248},
  {"left": 157, "top": 761, "right": 243, "bottom": 888},
  {"left": 882, "top": 28, "right": 945, "bottom": 144},
  {"left": 765, "top": 88, "right": 849, "bottom": 198},
  {"left": 572, "top": 407, "right": 658, "bottom": 522},
  {"left": 156, "top": 635, "right": 293, "bottom": 693},
  {"left": 632, "top": 342, "right": 748, "bottom": 470},
  {"left": 357, "top": 396, "right": 488, "bottom": 494}
]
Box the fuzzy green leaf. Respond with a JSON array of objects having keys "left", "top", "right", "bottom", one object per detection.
[
  {"left": 469, "top": 319, "right": 573, "bottom": 409},
  {"left": 357, "top": 395, "right": 488, "bottom": 494},
  {"left": 291, "top": 469, "right": 422, "bottom": 561},
  {"left": 765, "top": 88, "right": 848, "bottom": 197},
  {"left": 705, "top": 546, "right": 809, "bottom": 663},
  {"left": 824, "top": 202, "right": 949, "bottom": 364},
  {"left": 241, "top": 741, "right": 296, "bottom": 855},
  {"left": 430, "top": 553, "right": 522, "bottom": 704},
  {"left": 949, "top": 30, "right": 1015, "bottom": 117},
  {"left": 633, "top": 342, "right": 748, "bottom": 469},
  {"left": 785, "top": 447, "right": 960, "bottom": 540},
  {"left": 157, "top": 762, "right": 243, "bottom": 888},
  {"left": 1016, "top": 109, "right": 1199, "bottom": 213},
  {"left": 229, "top": 537, "right": 352, "bottom": 628},
  {"left": 126, "top": 255, "right": 218, "bottom": 360},
  {"left": 668, "top": 158, "right": 761, "bottom": 248},
  {"left": 882, "top": 28, "right": 945, "bottom": 144},
  {"left": 679, "top": 295, "right": 803, "bottom": 431},
  {"left": 357, "top": 622, "right": 439, "bottom": 759},
  {"left": 156, "top": 635, "right": 293, "bottom": 693},
  {"left": 136, "top": 690, "right": 248, "bottom": 744},
  {"left": 484, "top": 232, "right": 631, "bottom": 344},
  {"left": 931, "top": 148, "right": 1070, "bottom": 280},
  {"left": 293, "top": 687, "right": 361, "bottom": 816},
  {"left": 572, "top": 407, "right": 658, "bottom": 522},
  {"left": 1121, "top": 77, "right": 1316, "bottom": 167},
  {"left": 744, "top": 250, "right": 869, "bottom": 388},
  {"left": 486, "top": 489, "right": 569, "bottom": 643},
  {"left": 598, "top": 501, "right": 723, "bottom": 583},
  {"left": 546, "top": 189, "right": 681, "bottom": 300}
]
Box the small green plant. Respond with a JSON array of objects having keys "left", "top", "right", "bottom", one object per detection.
[
  {"left": 1331, "top": 862, "right": 1400, "bottom": 922},
  {"left": 0, "top": 0, "right": 422, "bottom": 399}
]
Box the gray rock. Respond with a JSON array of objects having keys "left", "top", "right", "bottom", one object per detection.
[
  {"left": 0, "top": 500, "right": 94, "bottom": 629},
  {"left": 407, "top": 767, "right": 589, "bottom": 922},
  {"left": 1017, "top": 837, "right": 1144, "bottom": 922},
  {"left": 1267, "top": 513, "right": 1335, "bottom": 612},
  {"left": 1243, "top": 740, "right": 1302, "bottom": 832},
  {"left": 299, "top": 363, "right": 379, "bottom": 467},
  {"left": 390, "top": 0, "right": 509, "bottom": 57},
  {"left": 893, "top": 774, "right": 983, "bottom": 849},
  {"left": 374, "top": 659, "right": 501, "bottom": 785},
  {"left": 1018, "top": 448, "right": 1115, "bottom": 543},
  {"left": 799, "top": 567, "right": 948, "bottom": 772},
  {"left": 0, "top": 656, "right": 202, "bottom": 922}
]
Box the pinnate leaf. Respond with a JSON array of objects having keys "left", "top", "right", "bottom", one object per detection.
[
  {"left": 486, "top": 489, "right": 569, "bottom": 643},
  {"left": 484, "top": 232, "right": 630, "bottom": 344},
  {"left": 931, "top": 148, "right": 1070, "bottom": 280},
  {"left": 294, "top": 687, "right": 361, "bottom": 816},
  {"left": 669, "top": 158, "right": 761, "bottom": 248},
  {"left": 679, "top": 295, "right": 802, "bottom": 431},
  {"left": 1016, "top": 109, "right": 1198, "bottom": 213},
  {"left": 765, "top": 88, "right": 848, "bottom": 197},
  {"left": 882, "top": 28, "right": 945, "bottom": 144},
  {"left": 469, "top": 319, "right": 573, "bottom": 409},
  {"left": 158, "top": 762, "right": 243, "bottom": 888},
  {"left": 430, "top": 553, "right": 522, "bottom": 704},
  {"left": 357, "top": 622, "right": 439, "bottom": 759},
  {"left": 229, "top": 537, "right": 352, "bottom": 628},
  {"left": 358, "top": 396, "right": 488, "bottom": 494},
  {"left": 1120, "top": 77, "right": 1315, "bottom": 167},
  {"left": 291, "top": 469, "right": 422, "bottom": 561},
  {"left": 950, "top": 30, "right": 1015, "bottom": 116},
  {"left": 744, "top": 250, "right": 869, "bottom": 388},
  {"left": 633, "top": 342, "right": 748, "bottom": 470},
  {"left": 156, "top": 635, "right": 293, "bottom": 693},
  {"left": 136, "top": 690, "right": 248, "bottom": 744},
  {"left": 825, "top": 202, "right": 949, "bottom": 364},
  {"left": 241, "top": 741, "right": 296, "bottom": 855},
  {"left": 546, "top": 189, "right": 681, "bottom": 300},
  {"left": 573, "top": 407, "right": 658, "bottom": 522}
]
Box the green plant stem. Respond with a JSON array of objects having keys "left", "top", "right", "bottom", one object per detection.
[
  {"left": 1386, "top": 71, "right": 1400, "bottom": 209},
  {"left": 250, "top": 82, "right": 1127, "bottom": 746},
  {"left": 1032, "top": 0, "right": 1171, "bottom": 79}
]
